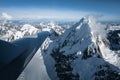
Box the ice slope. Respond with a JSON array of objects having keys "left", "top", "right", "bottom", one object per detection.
[{"left": 17, "top": 48, "right": 51, "bottom": 80}]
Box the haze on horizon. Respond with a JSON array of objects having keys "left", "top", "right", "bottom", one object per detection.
[{"left": 0, "top": 0, "right": 120, "bottom": 21}]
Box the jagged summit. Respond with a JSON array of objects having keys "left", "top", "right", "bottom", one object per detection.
[
  {"left": 70, "top": 17, "right": 89, "bottom": 29},
  {"left": 60, "top": 17, "right": 91, "bottom": 45},
  {"left": 58, "top": 17, "right": 100, "bottom": 57}
]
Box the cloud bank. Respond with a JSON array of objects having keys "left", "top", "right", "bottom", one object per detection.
[{"left": 1, "top": 12, "right": 13, "bottom": 20}]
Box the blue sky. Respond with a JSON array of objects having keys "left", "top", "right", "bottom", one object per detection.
[{"left": 0, "top": 0, "right": 120, "bottom": 21}]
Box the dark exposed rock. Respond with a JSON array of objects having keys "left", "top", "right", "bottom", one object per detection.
[
  {"left": 107, "top": 30, "right": 120, "bottom": 51},
  {"left": 51, "top": 48, "right": 79, "bottom": 80},
  {"left": 94, "top": 65, "right": 120, "bottom": 80}
]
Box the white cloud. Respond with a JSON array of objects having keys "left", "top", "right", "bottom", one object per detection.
[
  {"left": 1, "top": 12, "right": 13, "bottom": 20},
  {"left": 0, "top": 8, "right": 93, "bottom": 20},
  {"left": 87, "top": 15, "right": 107, "bottom": 38}
]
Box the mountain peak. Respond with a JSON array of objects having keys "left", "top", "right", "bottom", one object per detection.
[{"left": 79, "top": 17, "right": 89, "bottom": 23}]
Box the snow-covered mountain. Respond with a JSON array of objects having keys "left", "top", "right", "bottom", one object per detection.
[
  {"left": 0, "top": 17, "right": 120, "bottom": 80},
  {"left": 39, "top": 17, "right": 120, "bottom": 80}
]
